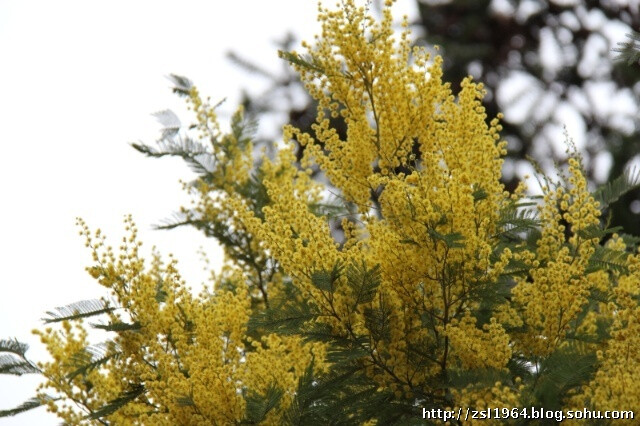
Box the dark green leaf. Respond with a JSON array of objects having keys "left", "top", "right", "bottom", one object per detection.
[
  {"left": 66, "top": 343, "right": 120, "bottom": 381},
  {"left": 152, "top": 109, "right": 181, "bottom": 139},
  {"left": 87, "top": 383, "right": 145, "bottom": 420},
  {"left": 248, "top": 299, "right": 318, "bottom": 335},
  {"left": 155, "top": 279, "right": 168, "bottom": 303},
  {"left": 310, "top": 262, "right": 342, "bottom": 293},
  {"left": 244, "top": 384, "right": 284, "bottom": 424},
  {"left": 495, "top": 206, "right": 539, "bottom": 242},
  {"left": 0, "top": 338, "right": 29, "bottom": 358},
  {"left": 0, "top": 396, "right": 52, "bottom": 417},
  {"left": 167, "top": 74, "right": 193, "bottom": 97},
  {"left": 132, "top": 136, "right": 214, "bottom": 177},
  {"left": 0, "top": 355, "right": 40, "bottom": 375},
  {"left": 472, "top": 186, "right": 488, "bottom": 202},
  {"left": 576, "top": 224, "right": 621, "bottom": 241},
  {"left": 175, "top": 395, "right": 195, "bottom": 407},
  {"left": 43, "top": 299, "right": 115, "bottom": 323},
  {"left": 91, "top": 321, "right": 141, "bottom": 332},
  {"left": 593, "top": 167, "right": 640, "bottom": 210},
  {"left": 427, "top": 229, "right": 465, "bottom": 248},
  {"left": 613, "top": 31, "right": 640, "bottom": 65},
  {"left": 586, "top": 246, "right": 630, "bottom": 274},
  {"left": 533, "top": 349, "right": 597, "bottom": 410},
  {"left": 346, "top": 262, "right": 380, "bottom": 306},
  {"left": 278, "top": 50, "right": 325, "bottom": 74},
  {"left": 230, "top": 107, "right": 258, "bottom": 150}
]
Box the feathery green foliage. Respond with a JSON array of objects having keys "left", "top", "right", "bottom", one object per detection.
[
  {"left": 86, "top": 384, "right": 146, "bottom": 420},
  {"left": 65, "top": 343, "right": 120, "bottom": 381},
  {"left": 43, "top": 299, "right": 115, "bottom": 324},
  {"left": 613, "top": 31, "right": 640, "bottom": 65},
  {"left": 593, "top": 166, "right": 640, "bottom": 210},
  {"left": 243, "top": 384, "right": 284, "bottom": 424},
  {"left": 0, "top": 397, "right": 51, "bottom": 418},
  {"left": 0, "top": 339, "right": 40, "bottom": 376}
]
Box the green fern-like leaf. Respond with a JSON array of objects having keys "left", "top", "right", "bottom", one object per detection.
[
  {"left": 0, "top": 338, "right": 29, "bottom": 358},
  {"left": 0, "top": 338, "right": 39, "bottom": 376},
  {"left": 43, "top": 299, "right": 115, "bottom": 323},
  {"left": 576, "top": 224, "right": 622, "bottom": 241},
  {"left": 593, "top": 167, "right": 640, "bottom": 210},
  {"left": 91, "top": 321, "right": 141, "bottom": 332},
  {"left": 236, "top": 169, "right": 271, "bottom": 220},
  {"left": 248, "top": 298, "right": 318, "bottom": 336},
  {"left": 472, "top": 186, "right": 488, "bottom": 202},
  {"left": 282, "top": 360, "right": 319, "bottom": 425},
  {"left": 586, "top": 246, "right": 630, "bottom": 274},
  {"left": 167, "top": 74, "right": 193, "bottom": 97},
  {"left": 533, "top": 348, "right": 597, "bottom": 410},
  {"left": 175, "top": 395, "right": 195, "bottom": 407},
  {"left": 310, "top": 262, "right": 343, "bottom": 293},
  {"left": 428, "top": 228, "right": 465, "bottom": 248},
  {"left": 278, "top": 50, "right": 326, "bottom": 74},
  {"left": 87, "top": 383, "right": 145, "bottom": 420},
  {"left": 229, "top": 107, "right": 258, "bottom": 150},
  {"left": 153, "top": 211, "right": 191, "bottom": 231},
  {"left": 66, "top": 343, "right": 120, "bottom": 381},
  {"left": 132, "top": 136, "right": 209, "bottom": 158},
  {"left": 613, "top": 31, "right": 640, "bottom": 65},
  {"left": 618, "top": 233, "right": 640, "bottom": 250},
  {"left": 155, "top": 278, "right": 168, "bottom": 303},
  {"left": 243, "top": 384, "right": 284, "bottom": 424},
  {"left": 152, "top": 109, "right": 181, "bottom": 139},
  {"left": 0, "top": 355, "right": 40, "bottom": 375},
  {"left": 325, "top": 344, "right": 370, "bottom": 365},
  {"left": 282, "top": 359, "right": 373, "bottom": 426},
  {"left": 0, "top": 396, "right": 54, "bottom": 417},
  {"left": 131, "top": 136, "right": 214, "bottom": 177},
  {"left": 364, "top": 294, "right": 392, "bottom": 343},
  {"left": 346, "top": 262, "right": 380, "bottom": 307},
  {"left": 495, "top": 205, "right": 539, "bottom": 242}
]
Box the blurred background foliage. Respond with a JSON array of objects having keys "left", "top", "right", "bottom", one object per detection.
[{"left": 227, "top": 0, "right": 640, "bottom": 234}]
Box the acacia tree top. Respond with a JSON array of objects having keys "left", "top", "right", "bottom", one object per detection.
[{"left": 2, "top": 1, "right": 640, "bottom": 424}]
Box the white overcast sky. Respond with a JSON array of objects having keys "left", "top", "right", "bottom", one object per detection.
[{"left": 0, "top": 1, "right": 417, "bottom": 424}]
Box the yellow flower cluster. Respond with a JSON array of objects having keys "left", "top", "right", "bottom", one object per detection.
[
  {"left": 570, "top": 241, "right": 640, "bottom": 420},
  {"left": 187, "top": 88, "right": 253, "bottom": 190},
  {"left": 452, "top": 379, "right": 523, "bottom": 426},
  {"left": 446, "top": 316, "right": 511, "bottom": 370},
  {"left": 511, "top": 158, "right": 601, "bottom": 356},
  {"left": 261, "top": 0, "right": 515, "bottom": 400},
  {"left": 35, "top": 217, "right": 325, "bottom": 424}
]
